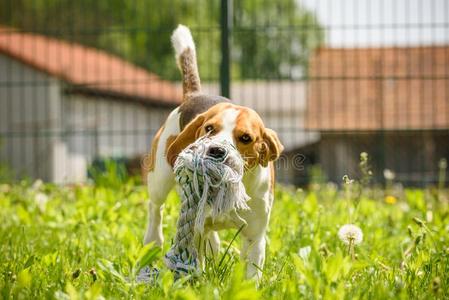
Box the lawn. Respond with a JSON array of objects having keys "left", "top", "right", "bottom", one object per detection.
[{"left": 0, "top": 169, "right": 448, "bottom": 299}]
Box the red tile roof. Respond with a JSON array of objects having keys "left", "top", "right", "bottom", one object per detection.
[
  {"left": 0, "top": 27, "right": 182, "bottom": 106},
  {"left": 306, "top": 46, "right": 449, "bottom": 130}
]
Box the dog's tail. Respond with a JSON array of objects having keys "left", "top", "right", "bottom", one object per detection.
[{"left": 171, "top": 24, "right": 201, "bottom": 100}]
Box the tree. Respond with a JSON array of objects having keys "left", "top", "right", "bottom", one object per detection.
[
  {"left": 233, "top": 0, "right": 324, "bottom": 79},
  {"left": 0, "top": 0, "right": 323, "bottom": 81}
]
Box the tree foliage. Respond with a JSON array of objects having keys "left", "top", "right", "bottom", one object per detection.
[{"left": 0, "top": 0, "right": 323, "bottom": 80}]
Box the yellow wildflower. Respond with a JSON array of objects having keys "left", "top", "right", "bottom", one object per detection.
[{"left": 385, "top": 195, "right": 397, "bottom": 204}]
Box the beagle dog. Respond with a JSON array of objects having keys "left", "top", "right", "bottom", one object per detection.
[{"left": 143, "top": 25, "right": 284, "bottom": 279}]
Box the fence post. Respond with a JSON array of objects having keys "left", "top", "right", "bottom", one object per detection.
[{"left": 220, "top": 0, "right": 232, "bottom": 98}]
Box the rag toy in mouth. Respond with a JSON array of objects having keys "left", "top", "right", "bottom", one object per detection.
[{"left": 164, "top": 136, "right": 250, "bottom": 276}]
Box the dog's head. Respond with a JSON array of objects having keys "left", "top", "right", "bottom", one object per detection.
[{"left": 167, "top": 102, "right": 284, "bottom": 170}]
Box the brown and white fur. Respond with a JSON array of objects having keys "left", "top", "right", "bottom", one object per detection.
[{"left": 143, "top": 25, "right": 284, "bottom": 279}]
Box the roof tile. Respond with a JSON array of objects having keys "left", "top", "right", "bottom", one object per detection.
[
  {"left": 306, "top": 47, "right": 449, "bottom": 130},
  {"left": 0, "top": 27, "right": 182, "bottom": 105}
]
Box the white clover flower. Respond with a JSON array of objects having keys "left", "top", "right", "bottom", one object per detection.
[
  {"left": 383, "top": 169, "right": 395, "bottom": 181},
  {"left": 298, "top": 245, "right": 311, "bottom": 261},
  {"left": 342, "top": 175, "right": 354, "bottom": 185},
  {"left": 32, "top": 179, "right": 44, "bottom": 191},
  {"left": 360, "top": 152, "right": 368, "bottom": 161},
  {"left": 35, "top": 192, "right": 49, "bottom": 212},
  {"left": 338, "top": 224, "right": 363, "bottom": 245},
  {"left": 439, "top": 158, "right": 447, "bottom": 170}
]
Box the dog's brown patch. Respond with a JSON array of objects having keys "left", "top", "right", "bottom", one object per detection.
[
  {"left": 146, "top": 126, "right": 164, "bottom": 173},
  {"left": 165, "top": 134, "right": 178, "bottom": 160},
  {"left": 179, "top": 94, "right": 229, "bottom": 130},
  {"left": 232, "top": 107, "right": 284, "bottom": 168},
  {"left": 269, "top": 162, "right": 275, "bottom": 193},
  {"left": 167, "top": 102, "right": 284, "bottom": 169},
  {"left": 166, "top": 103, "right": 235, "bottom": 166}
]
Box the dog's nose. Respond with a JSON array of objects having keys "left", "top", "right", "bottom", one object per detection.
[{"left": 207, "top": 146, "right": 227, "bottom": 159}]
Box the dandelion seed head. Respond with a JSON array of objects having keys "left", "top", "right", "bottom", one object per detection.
[
  {"left": 35, "top": 192, "right": 49, "bottom": 212},
  {"left": 342, "top": 175, "right": 354, "bottom": 185},
  {"left": 338, "top": 224, "right": 363, "bottom": 245},
  {"left": 383, "top": 169, "right": 395, "bottom": 181},
  {"left": 32, "top": 179, "right": 44, "bottom": 191},
  {"left": 360, "top": 152, "right": 368, "bottom": 161},
  {"left": 439, "top": 158, "right": 447, "bottom": 170}
]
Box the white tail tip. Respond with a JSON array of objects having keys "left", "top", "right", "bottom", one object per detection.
[{"left": 171, "top": 24, "right": 195, "bottom": 57}]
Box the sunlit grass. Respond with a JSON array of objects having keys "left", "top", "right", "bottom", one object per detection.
[{"left": 0, "top": 177, "right": 448, "bottom": 299}]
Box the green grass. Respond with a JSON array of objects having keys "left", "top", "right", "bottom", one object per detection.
[{"left": 0, "top": 178, "right": 448, "bottom": 299}]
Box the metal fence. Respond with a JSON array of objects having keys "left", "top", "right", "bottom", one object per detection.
[{"left": 0, "top": 0, "right": 448, "bottom": 186}]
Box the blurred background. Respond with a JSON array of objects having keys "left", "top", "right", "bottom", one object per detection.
[{"left": 0, "top": 0, "right": 448, "bottom": 186}]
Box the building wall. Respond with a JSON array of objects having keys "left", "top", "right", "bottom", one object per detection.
[
  {"left": 0, "top": 54, "right": 174, "bottom": 183},
  {"left": 317, "top": 131, "right": 449, "bottom": 186},
  {"left": 0, "top": 54, "right": 62, "bottom": 181},
  {"left": 61, "top": 94, "right": 172, "bottom": 182},
  {"left": 306, "top": 47, "right": 449, "bottom": 131}
]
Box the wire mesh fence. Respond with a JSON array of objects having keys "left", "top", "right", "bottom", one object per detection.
[{"left": 0, "top": 0, "right": 448, "bottom": 186}]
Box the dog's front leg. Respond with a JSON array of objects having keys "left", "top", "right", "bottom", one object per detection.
[
  {"left": 196, "top": 230, "right": 221, "bottom": 269},
  {"left": 241, "top": 233, "right": 266, "bottom": 280},
  {"left": 143, "top": 167, "right": 175, "bottom": 246},
  {"left": 240, "top": 207, "right": 270, "bottom": 280}
]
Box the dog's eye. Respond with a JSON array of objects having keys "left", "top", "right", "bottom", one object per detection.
[
  {"left": 239, "top": 134, "right": 252, "bottom": 144},
  {"left": 205, "top": 125, "right": 214, "bottom": 133}
]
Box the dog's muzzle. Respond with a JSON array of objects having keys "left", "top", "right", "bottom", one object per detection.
[
  {"left": 165, "top": 135, "right": 250, "bottom": 277},
  {"left": 207, "top": 146, "right": 227, "bottom": 160}
]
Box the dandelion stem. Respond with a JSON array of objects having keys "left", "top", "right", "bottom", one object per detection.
[{"left": 349, "top": 239, "right": 356, "bottom": 260}]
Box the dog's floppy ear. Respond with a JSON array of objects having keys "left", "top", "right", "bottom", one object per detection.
[
  {"left": 166, "top": 114, "right": 205, "bottom": 166},
  {"left": 258, "top": 128, "right": 284, "bottom": 167}
]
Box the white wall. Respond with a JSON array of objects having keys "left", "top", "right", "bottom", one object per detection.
[
  {"left": 62, "top": 94, "right": 172, "bottom": 182},
  {"left": 0, "top": 54, "right": 173, "bottom": 183},
  {"left": 0, "top": 54, "right": 62, "bottom": 181}
]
